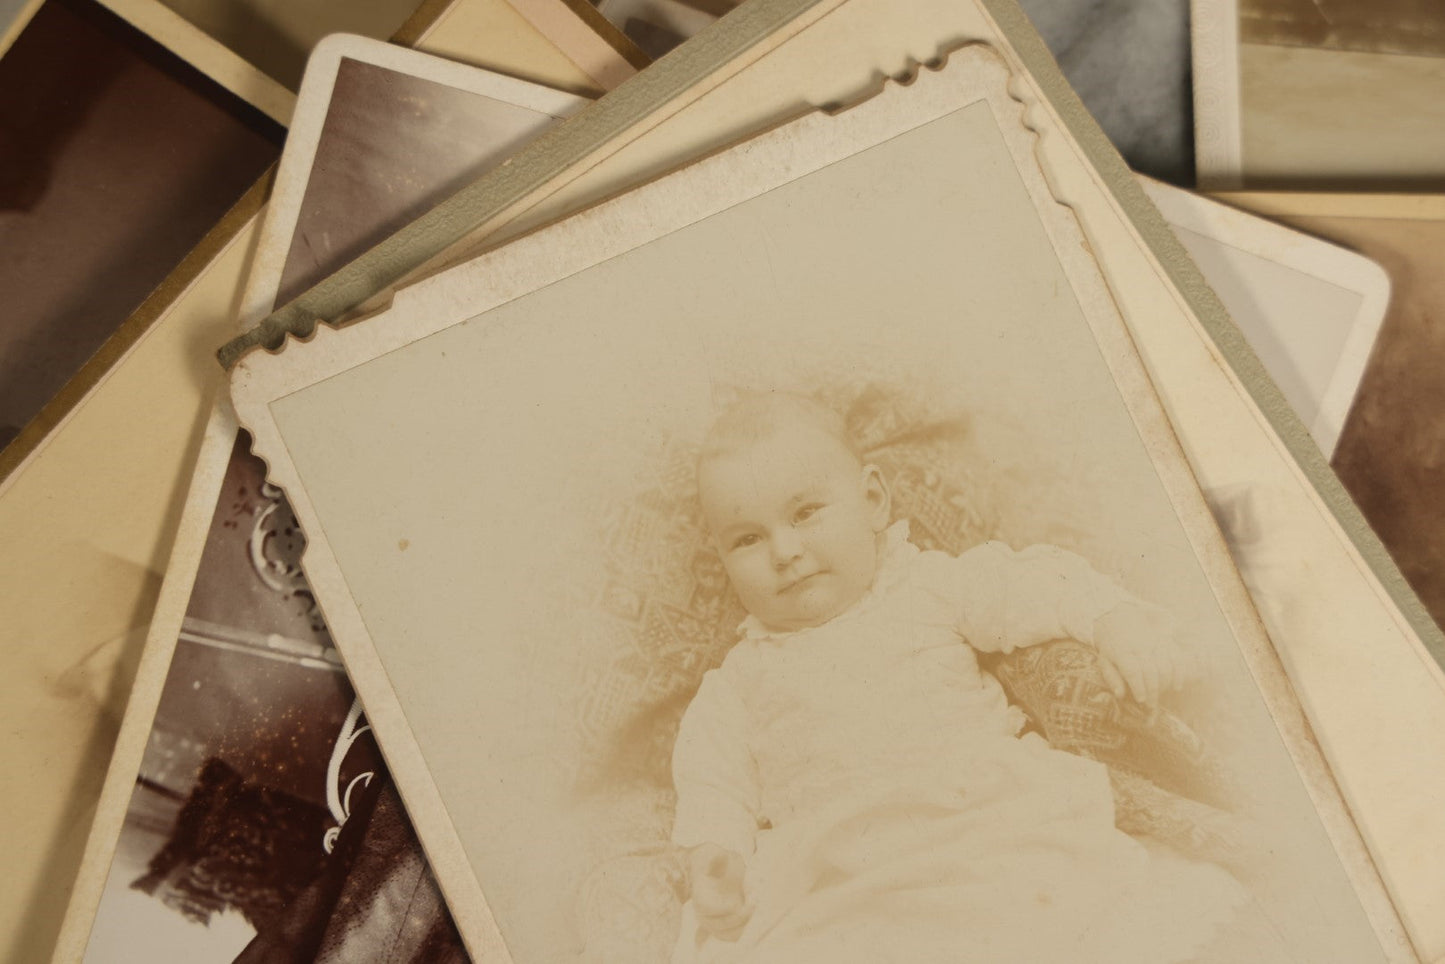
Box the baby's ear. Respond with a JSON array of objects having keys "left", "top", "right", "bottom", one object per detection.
[{"left": 861, "top": 464, "right": 892, "bottom": 531}]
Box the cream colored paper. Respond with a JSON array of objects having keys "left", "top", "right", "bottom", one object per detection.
[
  {"left": 232, "top": 49, "right": 1416, "bottom": 963},
  {"left": 502, "top": 0, "right": 646, "bottom": 89}
]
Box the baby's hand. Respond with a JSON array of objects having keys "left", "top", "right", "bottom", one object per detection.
[
  {"left": 1093, "top": 602, "right": 1199, "bottom": 705},
  {"left": 687, "top": 843, "right": 751, "bottom": 941}
]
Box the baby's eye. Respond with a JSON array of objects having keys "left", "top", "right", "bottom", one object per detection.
[
  {"left": 731, "top": 533, "right": 761, "bottom": 550},
  {"left": 793, "top": 503, "right": 823, "bottom": 524}
]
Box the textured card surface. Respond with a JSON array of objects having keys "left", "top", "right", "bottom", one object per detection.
[{"left": 231, "top": 48, "right": 1418, "bottom": 963}]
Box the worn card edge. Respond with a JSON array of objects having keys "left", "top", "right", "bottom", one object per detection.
[
  {"left": 1211, "top": 192, "right": 1445, "bottom": 222},
  {"left": 1139, "top": 176, "right": 1392, "bottom": 455},
  {"left": 1189, "top": 0, "right": 1244, "bottom": 188},
  {"left": 214, "top": 0, "right": 845, "bottom": 367},
  {"left": 243, "top": 32, "right": 591, "bottom": 325},
  {"left": 502, "top": 0, "right": 651, "bottom": 83},
  {"left": 46, "top": 400, "right": 240, "bottom": 964},
  {"left": 0, "top": 0, "right": 468, "bottom": 494}
]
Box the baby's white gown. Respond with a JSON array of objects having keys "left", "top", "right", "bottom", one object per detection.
[{"left": 670, "top": 523, "right": 1244, "bottom": 964}]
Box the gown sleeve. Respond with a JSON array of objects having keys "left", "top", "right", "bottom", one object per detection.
[
  {"left": 944, "top": 541, "right": 1141, "bottom": 654},
  {"left": 671, "top": 668, "right": 761, "bottom": 858}
]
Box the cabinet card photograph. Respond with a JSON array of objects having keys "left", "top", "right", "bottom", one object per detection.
[{"left": 230, "top": 46, "right": 1417, "bottom": 964}]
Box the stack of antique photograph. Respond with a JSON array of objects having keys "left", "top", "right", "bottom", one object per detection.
[{"left": 3, "top": 0, "right": 1443, "bottom": 962}]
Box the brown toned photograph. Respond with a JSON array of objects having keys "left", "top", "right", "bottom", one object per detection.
[
  {"left": 230, "top": 50, "right": 1414, "bottom": 963},
  {"left": 79, "top": 435, "right": 467, "bottom": 962},
  {"left": 0, "top": 0, "right": 280, "bottom": 451},
  {"left": 271, "top": 48, "right": 581, "bottom": 307}
]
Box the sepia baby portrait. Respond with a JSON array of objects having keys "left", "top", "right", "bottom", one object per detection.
[
  {"left": 553, "top": 361, "right": 1382, "bottom": 964},
  {"left": 247, "top": 92, "right": 1403, "bottom": 964},
  {"left": 669, "top": 391, "right": 1241, "bottom": 962}
]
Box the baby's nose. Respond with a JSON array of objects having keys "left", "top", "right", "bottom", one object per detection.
[{"left": 770, "top": 529, "right": 804, "bottom": 566}]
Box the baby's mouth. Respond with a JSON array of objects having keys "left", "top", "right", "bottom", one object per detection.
[{"left": 779, "top": 571, "right": 824, "bottom": 594}]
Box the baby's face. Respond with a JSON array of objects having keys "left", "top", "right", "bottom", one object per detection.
[{"left": 698, "top": 420, "right": 890, "bottom": 632}]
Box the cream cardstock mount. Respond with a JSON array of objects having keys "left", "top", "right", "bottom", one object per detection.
[{"left": 232, "top": 47, "right": 1417, "bottom": 964}]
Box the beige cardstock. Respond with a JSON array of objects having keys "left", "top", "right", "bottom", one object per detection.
[{"left": 231, "top": 48, "right": 1418, "bottom": 963}]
